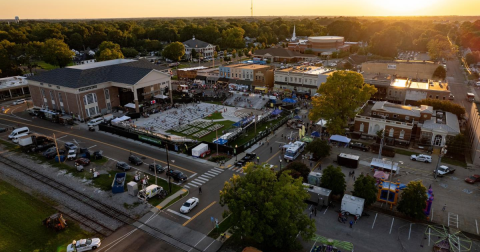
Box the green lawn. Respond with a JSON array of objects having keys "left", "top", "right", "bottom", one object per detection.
[
  {"left": 160, "top": 190, "right": 189, "bottom": 209},
  {"left": 205, "top": 111, "right": 224, "bottom": 120},
  {"left": 442, "top": 157, "right": 467, "bottom": 168},
  {"left": 394, "top": 148, "right": 419, "bottom": 156},
  {"left": 0, "top": 180, "right": 91, "bottom": 252},
  {"left": 36, "top": 61, "right": 60, "bottom": 70},
  {"left": 167, "top": 120, "right": 235, "bottom": 143},
  {"left": 91, "top": 157, "right": 108, "bottom": 165},
  {"left": 208, "top": 214, "right": 234, "bottom": 238}
]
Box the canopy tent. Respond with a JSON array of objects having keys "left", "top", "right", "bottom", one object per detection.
[
  {"left": 254, "top": 87, "right": 266, "bottom": 91},
  {"left": 293, "top": 115, "right": 301, "bottom": 119},
  {"left": 124, "top": 103, "right": 136, "bottom": 109},
  {"left": 154, "top": 94, "right": 169, "bottom": 99},
  {"left": 271, "top": 109, "right": 282, "bottom": 116},
  {"left": 311, "top": 131, "right": 320, "bottom": 137},
  {"left": 316, "top": 119, "right": 328, "bottom": 127},
  {"left": 374, "top": 170, "right": 389, "bottom": 180},
  {"left": 213, "top": 138, "right": 228, "bottom": 145},
  {"left": 301, "top": 136, "right": 313, "bottom": 143},
  {"left": 111, "top": 116, "right": 131, "bottom": 123},
  {"left": 269, "top": 96, "right": 277, "bottom": 100},
  {"left": 282, "top": 98, "right": 296, "bottom": 103},
  {"left": 329, "top": 135, "right": 351, "bottom": 144}
]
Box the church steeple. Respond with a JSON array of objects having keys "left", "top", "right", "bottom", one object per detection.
[{"left": 291, "top": 25, "right": 297, "bottom": 41}]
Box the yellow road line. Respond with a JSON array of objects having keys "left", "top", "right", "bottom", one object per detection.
[
  {"left": 3, "top": 109, "right": 10, "bottom": 114},
  {"left": 0, "top": 116, "right": 194, "bottom": 174},
  {"left": 182, "top": 201, "right": 217, "bottom": 226},
  {"left": 265, "top": 150, "right": 281, "bottom": 163}
]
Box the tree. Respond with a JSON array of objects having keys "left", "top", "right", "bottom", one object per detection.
[
  {"left": 23, "top": 41, "right": 44, "bottom": 74},
  {"left": 231, "top": 49, "right": 237, "bottom": 59},
  {"left": 220, "top": 163, "right": 315, "bottom": 250},
  {"left": 320, "top": 165, "right": 346, "bottom": 196},
  {"left": 416, "top": 98, "right": 465, "bottom": 118},
  {"left": 190, "top": 48, "right": 198, "bottom": 60},
  {"left": 369, "top": 28, "right": 403, "bottom": 58},
  {"left": 221, "top": 27, "right": 245, "bottom": 48},
  {"left": 432, "top": 66, "right": 447, "bottom": 80},
  {"left": 96, "top": 41, "right": 124, "bottom": 61},
  {"left": 278, "top": 161, "right": 310, "bottom": 182},
  {"left": 68, "top": 33, "right": 84, "bottom": 51},
  {"left": 305, "top": 139, "right": 331, "bottom": 161},
  {"left": 42, "top": 39, "right": 75, "bottom": 68},
  {"left": 213, "top": 51, "right": 218, "bottom": 58},
  {"left": 446, "top": 133, "right": 467, "bottom": 158},
  {"left": 397, "top": 181, "right": 427, "bottom": 219},
  {"left": 352, "top": 175, "right": 377, "bottom": 207},
  {"left": 427, "top": 37, "right": 457, "bottom": 61},
  {"left": 309, "top": 71, "right": 377, "bottom": 134},
  {"left": 121, "top": 47, "right": 139, "bottom": 58},
  {"left": 465, "top": 53, "right": 476, "bottom": 65},
  {"left": 162, "top": 42, "right": 185, "bottom": 62}
]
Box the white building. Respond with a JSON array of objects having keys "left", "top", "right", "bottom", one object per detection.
[
  {"left": 183, "top": 36, "right": 215, "bottom": 60},
  {"left": 273, "top": 66, "right": 335, "bottom": 94}
]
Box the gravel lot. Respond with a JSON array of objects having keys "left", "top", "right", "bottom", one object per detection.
[{"left": 0, "top": 147, "right": 152, "bottom": 232}]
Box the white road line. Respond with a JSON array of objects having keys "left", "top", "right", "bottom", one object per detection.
[
  {"left": 456, "top": 214, "right": 459, "bottom": 228},
  {"left": 198, "top": 175, "right": 211, "bottom": 180},
  {"left": 372, "top": 213, "right": 378, "bottom": 229},
  {"left": 476, "top": 219, "right": 479, "bottom": 235},
  {"left": 389, "top": 218, "right": 395, "bottom": 234},
  {"left": 204, "top": 172, "right": 219, "bottom": 176},
  {"left": 193, "top": 179, "right": 208, "bottom": 184},
  {"left": 187, "top": 183, "right": 198, "bottom": 188},
  {"left": 323, "top": 206, "right": 329, "bottom": 214},
  {"left": 189, "top": 173, "right": 197, "bottom": 179},
  {"left": 309, "top": 242, "right": 318, "bottom": 252},
  {"left": 88, "top": 145, "right": 97, "bottom": 149},
  {"left": 202, "top": 239, "right": 217, "bottom": 252},
  {"left": 189, "top": 181, "right": 203, "bottom": 186},
  {"left": 184, "top": 185, "right": 190, "bottom": 189},
  {"left": 188, "top": 235, "right": 208, "bottom": 252},
  {"left": 202, "top": 173, "right": 215, "bottom": 178},
  {"left": 208, "top": 171, "right": 222, "bottom": 175},
  {"left": 428, "top": 227, "right": 431, "bottom": 246},
  {"left": 211, "top": 168, "right": 223, "bottom": 172},
  {"left": 408, "top": 223, "right": 412, "bottom": 240},
  {"left": 166, "top": 209, "right": 191, "bottom": 220},
  {"left": 194, "top": 177, "right": 208, "bottom": 182},
  {"left": 57, "top": 135, "right": 68, "bottom": 140}
]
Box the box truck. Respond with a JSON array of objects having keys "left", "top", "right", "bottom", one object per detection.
[
  {"left": 341, "top": 194, "right": 365, "bottom": 218},
  {"left": 192, "top": 143, "right": 211, "bottom": 158}
]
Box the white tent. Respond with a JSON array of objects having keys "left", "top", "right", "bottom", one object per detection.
[
  {"left": 111, "top": 116, "right": 131, "bottom": 123},
  {"left": 316, "top": 119, "right": 328, "bottom": 127},
  {"left": 154, "top": 94, "right": 169, "bottom": 99},
  {"left": 124, "top": 103, "right": 136, "bottom": 109}
]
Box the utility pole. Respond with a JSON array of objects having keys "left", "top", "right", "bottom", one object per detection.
[
  {"left": 166, "top": 144, "right": 172, "bottom": 193},
  {"left": 434, "top": 145, "right": 448, "bottom": 179},
  {"left": 378, "top": 128, "right": 386, "bottom": 159},
  {"left": 53, "top": 133, "right": 61, "bottom": 163}
]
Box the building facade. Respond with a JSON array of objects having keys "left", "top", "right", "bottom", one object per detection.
[
  {"left": 252, "top": 48, "right": 317, "bottom": 63},
  {"left": 183, "top": 36, "right": 215, "bottom": 60},
  {"left": 218, "top": 63, "right": 274, "bottom": 89},
  {"left": 288, "top": 36, "right": 350, "bottom": 56},
  {"left": 273, "top": 67, "right": 335, "bottom": 94},
  {"left": 28, "top": 59, "right": 171, "bottom": 121},
  {"left": 467, "top": 102, "right": 480, "bottom": 168}
]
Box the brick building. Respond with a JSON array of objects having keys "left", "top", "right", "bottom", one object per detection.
[
  {"left": 288, "top": 36, "right": 350, "bottom": 56},
  {"left": 28, "top": 59, "right": 171, "bottom": 121},
  {"left": 273, "top": 66, "right": 336, "bottom": 94}
]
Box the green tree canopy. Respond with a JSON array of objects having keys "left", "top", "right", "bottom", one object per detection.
[
  {"left": 121, "top": 47, "right": 139, "bottom": 58},
  {"left": 352, "top": 174, "right": 377, "bottom": 207},
  {"left": 432, "top": 65, "right": 447, "bottom": 80},
  {"left": 446, "top": 133, "right": 467, "bottom": 158},
  {"left": 397, "top": 181, "right": 427, "bottom": 219},
  {"left": 369, "top": 27, "right": 403, "bottom": 58},
  {"left": 221, "top": 27, "right": 245, "bottom": 48},
  {"left": 277, "top": 161, "right": 310, "bottom": 182},
  {"left": 220, "top": 163, "right": 315, "bottom": 250},
  {"left": 465, "top": 53, "right": 476, "bottom": 65},
  {"left": 162, "top": 41, "right": 185, "bottom": 62},
  {"left": 96, "top": 41, "right": 124, "bottom": 61},
  {"left": 190, "top": 48, "right": 198, "bottom": 60},
  {"left": 42, "top": 39, "right": 75, "bottom": 68},
  {"left": 416, "top": 98, "right": 465, "bottom": 118},
  {"left": 305, "top": 139, "right": 331, "bottom": 161},
  {"left": 320, "top": 165, "right": 346, "bottom": 196},
  {"left": 309, "top": 71, "right": 377, "bottom": 134},
  {"left": 427, "top": 36, "right": 457, "bottom": 61}
]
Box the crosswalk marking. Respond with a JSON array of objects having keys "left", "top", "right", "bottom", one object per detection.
[
  {"left": 205, "top": 171, "right": 220, "bottom": 176},
  {"left": 212, "top": 168, "right": 223, "bottom": 172},
  {"left": 194, "top": 177, "right": 209, "bottom": 182},
  {"left": 193, "top": 179, "right": 208, "bottom": 184},
  {"left": 198, "top": 175, "right": 210, "bottom": 180},
  {"left": 190, "top": 180, "right": 203, "bottom": 186},
  {"left": 201, "top": 173, "right": 216, "bottom": 178},
  {"left": 184, "top": 185, "right": 190, "bottom": 189},
  {"left": 207, "top": 170, "right": 222, "bottom": 175}
]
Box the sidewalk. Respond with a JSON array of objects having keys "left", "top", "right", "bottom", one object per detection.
[{"left": 154, "top": 188, "right": 188, "bottom": 210}]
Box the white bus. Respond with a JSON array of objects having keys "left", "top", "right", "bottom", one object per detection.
[{"left": 284, "top": 141, "right": 306, "bottom": 162}]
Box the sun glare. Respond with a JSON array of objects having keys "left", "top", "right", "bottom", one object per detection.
[{"left": 373, "top": 0, "right": 437, "bottom": 14}]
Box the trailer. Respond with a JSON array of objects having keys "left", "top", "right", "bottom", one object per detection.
[
  {"left": 18, "top": 135, "right": 33, "bottom": 147},
  {"left": 341, "top": 194, "right": 365, "bottom": 218},
  {"left": 303, "top": 183, "right": 332, "bottom": 207},
  {"left": 307, "top": 172, "right": 322, "bottom": 187},
  {"left": 192, "top": 143, "right": 211, "bottom": 158},
  {"left": 370, "top": 158, "right": 400, "bottom": 174},
  {"left": 337, "top": 153, "right": 360, "bottom": 169},
  {"left": 112, "top": 172, "right": 126, "bottom": 194}
]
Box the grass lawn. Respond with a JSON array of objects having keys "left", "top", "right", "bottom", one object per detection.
[
  {"left": 0, "top": 180, "right": 91, "bottom": 252},
  {"left": 167, "top": 120, "right": 235, "bottom": 143},
  {"left": 91, "top": 157, "right": 108, "bottom": 165},
  {"left": 442, "top": 157, "right": 467, "bottom": 168},
  {"left": 177, "top": 64, "right": 190, "bottom": 69},
  {"left": 394, "top": 148, "right": 420, "bottom": 156},
  {"left": 205, "top": 111, "right": 224, "bottom": 120},
  {"left": 208, "top": 215, "right": 234, "bottom": 238},
  {"left": 36, "top": 61, "right": 60, "bottom": 70}
]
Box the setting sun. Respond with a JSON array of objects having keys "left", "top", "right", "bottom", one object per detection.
[{"left": 373, "top": 0, "right": 439, "bottom": 14}]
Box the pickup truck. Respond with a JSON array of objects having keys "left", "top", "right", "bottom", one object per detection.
[
  {"left": 434, "top": 165, "right": 456, "bottom": 176},
  {"left": 349, "top": 142, "right": 369, "bottom": 152},
  {"left": 410, "top": 154, "right": 432, "bottom": 163}
]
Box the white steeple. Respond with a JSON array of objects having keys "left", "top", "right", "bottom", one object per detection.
[{"left": 291, "top": 25, "right": 297, "bottom": 42}]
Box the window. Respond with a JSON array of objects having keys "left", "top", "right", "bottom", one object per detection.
[
  {"left": 442, "top": 96, "right": 445, "bottom": 100},
  {"left": 290, "top": 77, "right": 293, "bottom": 82},
  {"left": 436, "top": 95, "right": 439, "bottom": 99},
  {"left": 107, "top": 102, "right": 112, "bottom": 111},
  {"left": 373, "top": 112, "right": 376, "bottom": 115},
  {"left": 84, "top": 93, "right": 97, "bottom": 105},
  {"left": 299, "top": 78, "right": 302, "bottom": 83},
  {"left": 58, "top": 93, "right": 64, "bottom": 112},
  {"left": 399, "top": 130, "right": 405, "bottom": 139},
  {"left": 389, "top": 128, "right": 394, "bottom": 137},
  {"left": 310, "top": 79, "right": 312, "bottom": 84},
  {"left": 285, "top": 77, "right": 287, "bottom": 82},
  {"left": 405, "top": 116, "right": 410, "bottom": 121},
  {"left": 386, "top": 114, "right": 389, "bottom": 118},
  {"left": 393, "top": 114, "right": 397, "bottom": 118},
  {"left": 359, "top": 123, "right": 364, "bottom": 132},
  {"left": 429, "top": 95, "right": 433, "bottom": 98}
]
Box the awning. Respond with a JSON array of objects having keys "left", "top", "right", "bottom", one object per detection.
[
  {"left": 154, "top": 94, "right": 169, "bottom": 99},
  {"left": 271, "top": 109, "right": 282, "bottom": 115},
  {"left": 282, "top": 98, "right": 296, "bottom": 103},
  {"left": 255, "top": 87, "right": 266, "bottom": 91},
  {"left": 329, "top": 135, "right": 351, "bottom": 144},
  {"left": 124, "top": 103, "right": 136, "bottom": 109},
  {"left": 374, "top": 171, "right": 389, "bottom": 179}
]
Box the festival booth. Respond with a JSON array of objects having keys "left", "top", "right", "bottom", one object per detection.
[
  {"left": 370, "top": 158, "right": 400, "bottom": 174},
  {"left": 213, "top": 133, "right": 232, "bottom": 145},
  {"left": 282, "top": 98, "right": 296, "bottom": 104},
  {"left": 328, "top": 135, "right": 351, "bottom": 147}
]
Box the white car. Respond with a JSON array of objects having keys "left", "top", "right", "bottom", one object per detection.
[
  {"left": 180, "top": 197, "right": 199, "bottom": 213},
  {"left": 67, "top": 149, "right": 77, "bottom": 160},
  {"left": 67, "top": 238, "right": 101, "bottom": 252},
  {"left": 13, "top": 99, "right": 26, "bottom": 105},
  {"left": 410, "top": 154, "right": 432, "bottom": 163}
]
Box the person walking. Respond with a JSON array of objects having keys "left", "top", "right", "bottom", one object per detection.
[
  {"left": 349, "top": 220, "right": 354, "bottom": 228},
  {"left": 270, "top": 146, "right": 272, "bottom": 153},
  {"left": 199, "top": 187, "right": 202, "bottom": 195},
  {"left": 442, "top": 204, "right": 446, "bottom": 211}
]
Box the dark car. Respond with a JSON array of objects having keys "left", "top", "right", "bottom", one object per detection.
[
  {"left": 465, "top": 174, "right": 480, "bottom": 184},
  {"left": 116, "top": 161, "right": 131, "bottom": 171},
  {"left": 64, "top": 142, "right": 77, "bottom": 151},
  {"left": 242, "top": 152, "right": 257, "bottom": 161},
  {"left": 93, "top": 150, "right": 103, "bottom": 160},
  {"left": 166, "top": 170, "right": 188, "bottom": 182},
  {"left": 34, "top": 143, "right": 55, "bottom": 152},
  {"left": 33, "top": 135, "right": 52, "bottom": 145},
  {"left": 128, "top": 155, "right": 143, "bottom": 165},
  {"left": 0, "top": 128, "right": 7, "bottom": 133},
  {"left": 349, "top": 142, "right": 369, "bottom": 152},
  {"left": 235, "top": 159, "right": 247, "bottom": 167},
  {"left": 43, "top": 147, "right": 65, "bottom": 159},
  {"left": 149, "top": 164, "right": 165, "bottom": 173},
  {"left": 75, "top": 158, "right": 90, "bottom": 166}
]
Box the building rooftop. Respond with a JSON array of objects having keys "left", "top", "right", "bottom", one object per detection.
[
  {"left": 369, "top": 101, "right": 433, "bottom": 118},
  {"left": 182, "top": 37, "right": 212, "bottom": 49},
  {"left": 0, "top": 76, "right": 28, "bottom": 90},
  {"left": 422, "top": 111, "right": 460, "bottom": 134},
  {"left": 278, "top": 66, "right": 334, "bottom": 75},
  {"left": 177, "top": 66, "right": 208, "bottom": 72},
  {"left": 253, "top": 48, "right": 316, "bottom": 58},
  {"left": 67, "top": 59, "right": 136, "bottom": 70},
  {"left": 391, "top": 78, "right": 449, "bottom": 91},
  {"left": 237, "top": 64, "right": 271, "bottom": 70}
]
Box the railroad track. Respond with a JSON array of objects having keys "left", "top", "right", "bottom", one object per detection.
[
  {"left": 55, "top": 205, "right": 115, "bottom": 237},
  {"left": 0, "top": 154, "right": 202, "bottom": 252}
]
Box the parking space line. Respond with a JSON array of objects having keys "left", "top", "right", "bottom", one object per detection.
[
  {"left": 389, "top": 218, "right": 395, "bottom": 234},
  {"left": 372, "top": 213, "right": 378, "bottom": 229},
  {"left": 408, "top": 223, "right": 412, "bottom": 240},
  {"left": 166, "top": 209, "right": 191, "bottom": 220},
  {"left": 88, "top": 145, "right": 97, "bottom": 149},
  {"left": 323, "top": 206, "right": 329, "bottom": 214},
  {"left": 476, "top": 219, "right": 479, "bottom": 235},
  {"left": 182, "top": 201, "right": 217, "bottom": 226}
]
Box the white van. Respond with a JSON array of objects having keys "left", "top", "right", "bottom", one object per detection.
[
  {"left": 476, "top": 81, "right": 480, "bottom": 87},
  {"left": 137, "top": 185, "right": 164, "bottom": 200},
  {"left": 8, "top": 127, "right": 29, "bottom": 139},
  {"left": 87, "top": 117, "right": 104, "bottom": 127}
]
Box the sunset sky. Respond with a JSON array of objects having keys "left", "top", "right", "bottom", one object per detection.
[{"left": 1, "top": 0, "right": 479, "bottom": 19}]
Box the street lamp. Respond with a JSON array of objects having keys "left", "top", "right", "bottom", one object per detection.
[
  {"left": 235, "top": 145, "right": 238, "bottom": 161},
  {"left": 279, "top": 159, "right": 282, "bottom": 170}
]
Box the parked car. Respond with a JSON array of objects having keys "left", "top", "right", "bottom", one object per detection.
[
  {"left": 166, "top": 170, "right": 188, "bottom": 182},
  {"left": 235, "top": 159, "right": 247, "bottom": 167},
  {"left": 180, "top": 197, "right": 199, "bottom": 213},
  {"left": 242, "top": 152, "right": 257, "bottom": 161},
  {"left": 43, "top": 147, "right": 65, "bottom": 159},
  {"left": 434, "top": 165, "right": 455, "bottom": 176},
  {"left": 75, "top": 158, "right": 90, "bottom": 166},
  {"left": 66, "top": 238, "right": 101, "bottom": 252},
  {"left": 93, "top": 150, "right": 103, "bottom": 160},
  {"left": 67, "top": 149, "right": 77, "bottom": 160},
  {"left": 0, "top": 127, "right": 6, "bottom": 133},
  {"left": 116, "top": 161, "right": 131, "bottom": 171},
  {"left": 410, "top": 154, "right": 432, "bottom": 163},
  {"left": 13, "top": 99, "right": 26, "bottom": 105},
  {"left": 465, "top": 174, "right": 480, "bottom": 184},
  {"left": 34, "top": 143, "right": 55, "bottom": 152},
  {"left": 128, "top": 155, "right": 143, "bottom": 165},
  {"left": 349, "top": 142, "right": 369, "bottom": 152},
  {"left": 64, "top": 142, "right": 77, "bottom": 151},
  {"left": 149, "top": 164, "right": 165, "bottom": 173}
]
